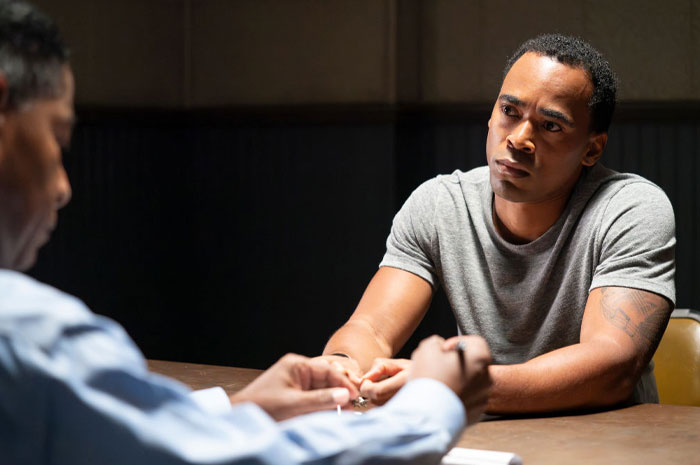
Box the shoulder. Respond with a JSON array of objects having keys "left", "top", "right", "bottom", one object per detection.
[
  {"left": 585, "top": 168, "right": 676, "bottom": 303},
  {"left": 0, "top": 270, "right": 97, "bottom": 347},
  {"left": 595, "top": 170, "right": 672, "bottom": 222},
  {"left": 581, "top": 165, "right": 673, "bottom": 220},
  {"left": 435, "top": 166, "right": 489, "bottom": 190},
  {"left": 409, "top": 166, "right": 488, "bottom": 205},
  {"left": 0, "top": 270, "right": 89, "bottom": 314}
]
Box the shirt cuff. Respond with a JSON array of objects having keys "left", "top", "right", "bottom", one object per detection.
[
  {"left": 188, "top": 386, "right": 233, "bottom": 416},
  {"left": 383, "top": 378, "right": 466, "bottom": 439}
]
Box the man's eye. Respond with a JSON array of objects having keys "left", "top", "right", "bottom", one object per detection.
[
  {"left": 543, "top": 121, "right": 562, "bottom": 132},
  {"left": 501, "top": 104, "right": 518, "bottom": 117}
]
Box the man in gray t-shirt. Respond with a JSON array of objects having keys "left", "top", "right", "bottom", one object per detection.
[{"left": 321, "top": 34, "right": 675, "bottom": 414}]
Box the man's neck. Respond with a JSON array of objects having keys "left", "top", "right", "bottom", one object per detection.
[{"left": 492, "top": 193, "right": 571, "bottom": 245}]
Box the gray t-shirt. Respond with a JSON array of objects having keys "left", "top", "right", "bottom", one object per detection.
[{"left": 380, "top": 163, "right": 676, "bottom": 404}]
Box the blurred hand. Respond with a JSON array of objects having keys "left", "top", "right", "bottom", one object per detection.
[
  {"left": 315, "top": 354, "right": 364, "bottom": 387},
  {"left": 230, "top": 353, "right": 360, "bottom": 421},
  {"left": 411, "top": 335, "right": 492, "bottom": 426},
  {"left": 359, "top": 358, "right": 412, "bottom": 405}
]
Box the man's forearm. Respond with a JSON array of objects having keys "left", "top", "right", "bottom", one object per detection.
[
  {"left": 323, "top": 319, "right": 393, "bottom": 373},
  {"left": 486, "top": 341, "right": 639, "bottom": 414},
  {"left": 323, "top": 267, "right": 433, "bottom": 374}
]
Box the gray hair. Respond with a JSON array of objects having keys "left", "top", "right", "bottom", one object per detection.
[{"left": 0, "top": 0, "right": 69, "bottom": 108}]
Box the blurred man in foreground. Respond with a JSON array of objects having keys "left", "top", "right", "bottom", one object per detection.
[{"left": 0, "top": 1, "right": 491, "bottom": 463}]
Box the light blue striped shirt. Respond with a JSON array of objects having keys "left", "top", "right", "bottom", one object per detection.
[{"left": 0, "top": 270, "right": 465, "bottom": 464}]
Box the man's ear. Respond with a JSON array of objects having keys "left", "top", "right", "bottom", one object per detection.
[
  {"left": 0, "top": 72, "right": 8, "bottom": 129},
  {"left": 582, "top": 132, "right": 607, "bottom": 167},
  {"left": 0, "top": 72, "right": 8, "bottom": 109},
  {"left": 0, "top": 73, "right": 7, "bottom": 162}
]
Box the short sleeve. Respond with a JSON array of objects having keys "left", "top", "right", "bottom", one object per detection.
[
  {"left": 379, "top": 179, "right": 440, "bottom": 287},
  {"left": 590, "top": 182, "right": 676, "bottom": 304}
]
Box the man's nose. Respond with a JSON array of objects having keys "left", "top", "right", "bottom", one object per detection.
[
  {"left": 55, "top": 166, "right": 72, "bottom": 209},
  {"left": 506, "top": 120, "right": 535, "bottom": 154}
]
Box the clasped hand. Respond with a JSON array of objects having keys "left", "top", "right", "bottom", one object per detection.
[
  {"left": 229, "top": 354, "right": 360, "bottom": 421},
  {"left": 324, "top": 336, "right": 492, "bottom": 424},
  {"left": 231, "top": 335, "right": 491, "bottom": 425}
]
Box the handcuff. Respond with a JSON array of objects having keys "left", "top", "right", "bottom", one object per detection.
[
  {"left": 352, "top": 396, "right": 369, "bottom": 408},
  {"left": 330, "top": 353, "right": 370, "bottom": 409}
]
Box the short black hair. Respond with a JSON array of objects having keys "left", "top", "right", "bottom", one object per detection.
[
  {"left": 0, "top": 0, "right": 69, "bottom": 108},
  {"left": 503, "top": 34, "right": 617, "bottom": 133}
]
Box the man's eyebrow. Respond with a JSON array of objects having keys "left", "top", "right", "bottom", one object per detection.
[
  {"left": 499, "top": 94, "right": 523, "bottom": 106},
  {"left": 539, "top": 108, "right": 575, "bottom": 127},
  {"left": 499, "top": 93, "right": 575, "bottom": 128}
]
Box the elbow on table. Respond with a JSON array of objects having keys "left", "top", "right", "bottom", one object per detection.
[
  {"left": 579, "top": 335, "right": 651, "bottom": 409},
  {"left": 588, "top": 360, "right": 642, "bottom": 409},
  {"left": 599, "top": 376, "right": 637, "bottom": 408}
]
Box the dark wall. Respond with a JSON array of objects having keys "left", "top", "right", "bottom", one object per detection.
[{"left": 29, "top": 106, "right": 700, "bottom": 369}]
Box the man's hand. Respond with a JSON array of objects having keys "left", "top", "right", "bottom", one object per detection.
[
  {"left": 359, "top": 358, "right": 411, "bottom": 405},
  {"left": 230, "top": 353, "right": 360, "bottom": 421},
  {"left": 413, "top": 335, "right": 492, "bottom": 425},
  {"left": 314, "top": 354, "right": 364, "bottom": 387}
]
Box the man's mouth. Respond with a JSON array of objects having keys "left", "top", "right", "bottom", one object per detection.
[{"left": 494, "top": 159, "right": 529, "bottom": 178}]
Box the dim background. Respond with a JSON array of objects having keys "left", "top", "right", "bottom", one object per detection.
[{"left": 30, "top": 0, "right": 700, "bottom": 369}]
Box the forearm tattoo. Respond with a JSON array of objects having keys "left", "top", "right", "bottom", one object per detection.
[{"left": 599, "top": 287, "right": 669, "bottom": 350}]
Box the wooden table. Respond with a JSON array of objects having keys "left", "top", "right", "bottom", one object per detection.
[{"left": 149, "top": 360, "right": 700, "bottom": 465}]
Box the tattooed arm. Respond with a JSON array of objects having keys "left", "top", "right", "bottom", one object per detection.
[{"left": 485, "top": 286, "right": 672, "bottom": 414}]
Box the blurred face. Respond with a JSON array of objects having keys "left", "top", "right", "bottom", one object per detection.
[
  {"left": 0, "top": 65, "right": 74, "bottom": 270},
  {"left": 485, "top": 52, "right": 605, "bottom": 204}
]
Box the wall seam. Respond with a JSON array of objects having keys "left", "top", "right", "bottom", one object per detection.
[
  {"left": 183, "top": 0, "right": 192, "bottom": 107},
  {"left": 690, "top": 0, "right": 697, "bottom": 97},
  {"left": 387, "top": 0, "right": 398, "bottom": 104}
]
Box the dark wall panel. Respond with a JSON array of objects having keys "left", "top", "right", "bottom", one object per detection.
[{"left": 185, "top": 124, "right": 396, "bottom": 367}]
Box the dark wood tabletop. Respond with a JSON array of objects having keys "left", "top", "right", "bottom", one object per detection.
[
  {"left": 148, "top": 359, "right": 700, "bottom": 465},
  {"left": 149, "top": 359, "right": 262, "bottom": 393}
]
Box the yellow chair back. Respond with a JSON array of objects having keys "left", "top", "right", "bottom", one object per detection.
[{"left": 652, "top": 309, "right": 700, "bottom": 406}]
